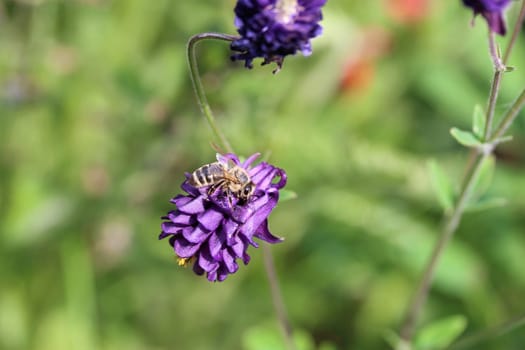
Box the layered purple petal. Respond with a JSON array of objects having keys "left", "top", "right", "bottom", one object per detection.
[
  {"left": 231, "top": 0, "right": 326, "bottom": 70},
  {"left": 159, "top": 153, "right": 287, "bottom": 282}
]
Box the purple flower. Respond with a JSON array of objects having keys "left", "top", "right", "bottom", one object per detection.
[
  {"left": 159, "top": 153, "right": 287, "bottom": 282},
  {"left": 231, "top": 0, "right": 327, "bottom": 72},
  {"left": 462, "top": 0, "right": 511, "bottom": 35}
]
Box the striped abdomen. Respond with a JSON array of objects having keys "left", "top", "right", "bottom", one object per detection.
[{"left": 188, "top": 162, "right": 225, "bottom": 187}]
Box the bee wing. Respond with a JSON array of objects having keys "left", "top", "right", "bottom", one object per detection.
[{"left": 216, "top": 153, "right": 236, "bottom": 170}]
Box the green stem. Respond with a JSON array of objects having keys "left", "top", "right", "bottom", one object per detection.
[
  {"left": 398, "top": 4, "right": 525, "bottom": 345},
  {"left": 490, "top": 88, "right": 525, "bottom": 142},
  {"left": 502, "top": 0, "right": 525, "bottom": 64},
  {"left": 399, "top": 154, "right": 487, "bottom": 345},
  {"left": 187, "top": 33, "right": 238, "bottom": 153},
  {"left": 186, "top": 32, "right": 296, "bottom": 350},
  {"left": 263, "top": 245, "right": 297, "bottom": 350},
  {"left": 487, "top": 31, "right": 505, "bottom": 72},
  {"left": 483, "top": 68, "right": 503, "bottom": 141},
  {"left": 448, "top": 313, "right": 525, "bottom": 350}
]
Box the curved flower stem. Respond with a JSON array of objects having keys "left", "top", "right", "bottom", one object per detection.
[
  {"left": 186, "top": 32, "right": 296, "bottom": 350},
  {"left": 187, "top": 33, "right": 239, "bottom": 153}
]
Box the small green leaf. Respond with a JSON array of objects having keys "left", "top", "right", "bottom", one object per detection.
[
  {"left": 279, "top": 190, "right": 297, "bottom": 202},
  {"left": 383, "top": 330, "right": 407, "bottom": 350},
  {"left": 505, "top": 65, "right": 515, "bottom": 72},
  {"left": 415, "top": 315, "right": 467, "bottom": 350},
  {"left": 465, "top": 197, "right": 508, "bottom": 212},
  {"left": 427, "top": 160, "right": 454, "bottom": 211},
  {"left": 450, "top": 128, "right": 482, "bottom": 147},
  {"left": 472, "top": 105, "right": 486, "bottom": 139}
]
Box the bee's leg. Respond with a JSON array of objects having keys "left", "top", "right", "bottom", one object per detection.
[
  {"left": 207, "top": 181, "right": 222, "bottom": 197},
  {"left": 226, "top": 188, "right": 234, "bottom": 208}
]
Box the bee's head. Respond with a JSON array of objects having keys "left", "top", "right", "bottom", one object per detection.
[{"left": 239, "top": 181, "right": 255, "bottom": 201}]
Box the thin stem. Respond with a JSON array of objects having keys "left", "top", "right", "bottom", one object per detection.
[
  {"left": 399, "top": 154, "right": 487, "bottom": 344},
  {"left": 502, "top": 0, "right": 525, "bottom": 65},
  {"left": 487, "top": 31, "right": 505, "bottom": 72},
  {"left": 187, "top": 33, "right": 238, "bottom": 153},
  {"left": 263, "top": 245, "right": 297, "bottom": 350},
  {"left": 490, "top": 88, "right": 525, "bottom": 142},
  {"left": 483, "top": 69, "right": 503, "bottom": 140},
  {"left": 448, "top": 313, "right": 525, "bottom": 350},
  {"left": 186, "top": 32, "right": 295, "bottom": 350}
]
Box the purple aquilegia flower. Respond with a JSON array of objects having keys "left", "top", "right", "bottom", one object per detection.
[
  {"left": 231, "top": 0, "right": 326, "bottom": 71},
  {"left": 159, "top": 153, "right": 287, "bottom": 282},
  {"left": 462, "top": 0, "right": 511, "bottom": 35}
]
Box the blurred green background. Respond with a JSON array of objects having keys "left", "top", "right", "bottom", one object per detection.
[{"left": 1, "top": 0, "right": 525, "bottom": 349}]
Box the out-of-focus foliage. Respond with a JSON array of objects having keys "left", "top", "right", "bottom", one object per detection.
[{"left": 1, "top": 0, "right": 525, "bottom": 349}]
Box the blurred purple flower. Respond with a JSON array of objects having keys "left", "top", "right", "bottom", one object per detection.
[
  {"left": 231, "top": 0, "right": 326, "bottom": 71},
  {"left": 462, "top": 0, "right": 511, "bottom": 35},
  {"left": 159, "top": 153, "right": 287, "bottom": 282}
]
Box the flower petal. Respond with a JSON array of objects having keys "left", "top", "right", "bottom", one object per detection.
[
  {"left": 208, "top": 232, "right": 225, "bottom": 258},
  {"left": 222, "top": 249, "right": 239, "bottom": 273},
  {"left": 177, "top": 196, "right": 205, "bottom": 214},
  {"left": 167, "top": 211, "right": 193, "bottom": 226},
  {"left": 197, "top": 207, "right": 224, "bottom": 232},
  {"left": 198, "top": 245, "right": 220, "bottom": 273},
  {"left": 254, "top": 219, "right": 283, "bottom": 244},
  {"left": 174, "top": 237, "right": 201, "bottom": 258},
  {"left": 216, "top": 265, "right": 230, "bottom": 282},
  {"left": 242, "top": 153, "right": 260, "bottom": 169},
  {"left": 182, "top": 226, "right": 209, "bottom": 244},
  {"left": 161, "top": 222, "right": 182, "bottom": 234}
]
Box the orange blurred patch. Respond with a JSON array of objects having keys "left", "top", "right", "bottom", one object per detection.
[
  {"left": 340, "top": 59, "right": 375, "bottom": 93},
  {"left": 386, "top": 0, "right": 430, "bottom": 24},
  {"left": 339, "top": 27, "right": 392, "bottom": 94}
]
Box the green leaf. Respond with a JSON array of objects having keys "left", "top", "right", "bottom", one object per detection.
[
  {"left": 243, "top": 325, "right": 315, "bottom": 350},
  {"left": 472, "top": 105, "right": 486, "bottom": 139},
  {"left": 415, "top": 315, "right": 467, "bottom": 350},
  {"left": 450, "top": 128, "right": 482, "bottom": 147},
  {"left": 427, "top": 160, "right": 454, "bottom": 211},
  {"left": 383, "top": 330, "right": 405, "bottom": 350},
  {"left": 279, "top": 190, "right": 298, "bottom": 202}
]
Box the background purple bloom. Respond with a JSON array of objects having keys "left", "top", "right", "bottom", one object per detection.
[
  {"left": 231, "top": 0, "right": 326, "bottom": 71},
  {"left": 462, "top": 0, "right": 511, "bottom": 35},
  {"left": 159, "top": 153, "right": 287, "bottom": 282}
]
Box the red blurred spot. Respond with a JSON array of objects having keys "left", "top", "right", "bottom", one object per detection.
[
  {"left": 386, "top": 0, "right": 430, "bottom": 24},
  {"left": 339, "top": 27, "right": 392, "bottom": 94},
  {"left": 340, "top": 59, "right": 375, "bottom": 92}
]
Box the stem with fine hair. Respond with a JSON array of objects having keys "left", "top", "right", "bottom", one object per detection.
[{"left": 186, "top": 32, "right": 296, "bottom": 350}]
